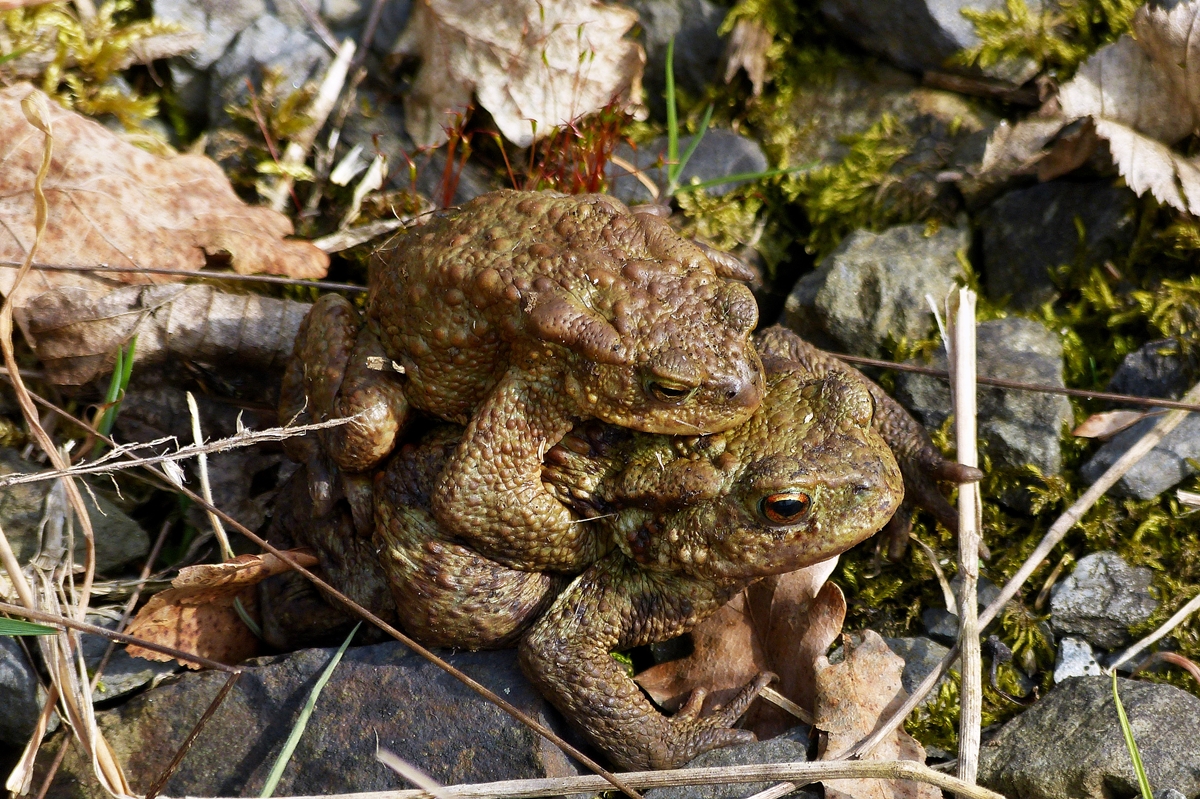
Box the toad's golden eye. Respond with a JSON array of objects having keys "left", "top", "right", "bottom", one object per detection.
[
  {"left": 759, "top": 492, "right": 811, "bottom": 525},
  {"left": 647, "top": 380, "right": 698, "bottom": 404}
]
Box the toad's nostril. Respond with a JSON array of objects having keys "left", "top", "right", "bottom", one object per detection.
[{"left": 725, "top": 378, "right": 762, "bottom": 408}]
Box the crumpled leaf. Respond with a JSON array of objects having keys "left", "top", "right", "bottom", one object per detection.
[
  {"left": 815, "top": 630, "right": 938, "bottom": 799},
  {"left": 16, "top": 283, "right": 311, "bottom": 385},
  {"left": 0, "top": 84, "right": 329, "bottom": 305},
  {"left": 125, "top": 549, "right": 318, "bottom": 668},
  {"left": 393, "top": 0, "right": 645, "bottom": 147},
  {"left": 634, "top": 560, "right": 843, "bottom": 735},
  {"left": 976, "top": 1, "right": 1200, "bottom": 214}
]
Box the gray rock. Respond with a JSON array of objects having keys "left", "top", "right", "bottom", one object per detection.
[
  {"left": 1108, "top": 339, "right": 1192, "bottom": 400},
  {"left": 1053, "top": 637, "right": 1103, "bottom": 683},
  {"left": 782, "top": 223, "right": 968, "bottom": 357},
  {"left": 920, "top": 608, "right": 959, "bottom": 646},
  {"left": 627, "top": 0, "right": 725, "bottom": 119},
  {"left": 644, "top": 738, "right": 816, "bottom": 799},
  {"left": 45, "top": 643, "right": 584, "bottom": 798},
  {"left": 980, "top": 181, "right": 1139, "bottom": 310},
  {"left": 980, "top": 676, "right": 1200, "bottom": 799},
  {"left": 881, "top": 636, "right": 950, "bottom": 702},
  {"left": 155, "top": 0, "right": 268, "bottom": 71},
  {"left": 0, "top": 636, "right": 41, "bottom": 747},
  {"left": 895, "top": 317, "right": 1073, "bottom": 476},
  {"left": 819, "top": 0, "right": 1040, "bottom": 82},
  {"left": 80, "top": 613, "right": 177, "bottom": 704},
  {"left": 0, "top": 449, "right": 150, "bottom": 575},
  {"left": 1081, "top": 413, "right": 1200, "bottom": 500},
  {"left": 1050, "top": 552, "right": 1157, "bottom": 650},
  {"left": 606, "top": 129, "right": 770, "bottom": 204},
  {"left": 209, "top": 14, "right": 331, "bottom": 125},
  {"left": 1157, "top": 790, "right": 1189, "bottom": 799}
]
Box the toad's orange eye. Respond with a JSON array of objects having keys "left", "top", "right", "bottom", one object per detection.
[
  {"left": 759, "top": 493, "right": 811, "bottom": 525},
  {"left": 647, "top": 380, "right": 697, "bottom": 404}
]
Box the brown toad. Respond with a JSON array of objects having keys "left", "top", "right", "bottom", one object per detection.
[
  {"left": 281, "top": 190, "right": 764, "bottom": 573},
  {"left": 268, "top": 347, "right": 908, "bottom": 770}
]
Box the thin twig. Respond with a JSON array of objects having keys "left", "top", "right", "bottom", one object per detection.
[
  {"left": 157, "top": 759, "right": 1006, "bottom": 799},
  {"left": 186, "top": 392, "right": 232, "bottom": 560},
  {"left": 143, "top": 671, "right": 242, "bottom": 799},
  {"left": 350, "top": 0, "right": 389, "bottom": 72},
  {"left": 837, "top": 377, "right": 1200, "bottom": 760},
  {"left": 949, "top": 289, "right": 982, "bottom": 790},
  {"left": 0, "top": 260, "right": 368, "bottom": 291},
  {"left": 0, "top": 416, "right": 354, "bottom": 489}
]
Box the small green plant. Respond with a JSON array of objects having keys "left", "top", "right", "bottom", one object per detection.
[
  {"left": 1, "top": 0, "right": 178, "bottom": 127},
  {"left": 1112, "top": 671, "right": 1154, "bottom": 799},
  {"left": 0, "top": 618, "right": 57, "bottom": 636},
  {"left": 663, "top": 37, "right": 714, "bottom": 198},
  {"left": 92, "top": 335, "right": 136, "bottom": 457}
]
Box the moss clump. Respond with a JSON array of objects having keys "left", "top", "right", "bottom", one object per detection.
[
  {"left": 957, "top": 0, "right": 1142, "bottom": 78},
  {"left": 781, "top": 114, "right": 914, "bottom": 258},
  {"left": 0, "top": 0, "right": 178, "bottom": 128}
]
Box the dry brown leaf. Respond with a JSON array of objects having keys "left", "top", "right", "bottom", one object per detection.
[
  {"left": 16, "top": 283, "right": 312, "bottom": 385},
  {"left": 125, "top": 549, "right": 318, "bottom": 668},
  {"left": 635, "top": 560, "right": 843, "bottom": 734},
  {"left": 1072, "top": 409, "right": 1150, "bottom": 440},
  {"left": 815, "top": 630, "right": 938, "bottom": 799},
  {"left": 722, "top": 18, "right": 771, "bottom": 97},
  {"left": 0, "top": 84, "right": 328, "bottom": 306},
  {"left": 393, "top": 0, "right": 645, "bottom": 147}
]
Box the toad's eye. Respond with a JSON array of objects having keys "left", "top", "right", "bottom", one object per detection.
[
  {"left": 759, "top": 492, "right": 811, "bottom": 525},
  {"left": 647, "top": 380, "right": 698, "bottom": 404}
]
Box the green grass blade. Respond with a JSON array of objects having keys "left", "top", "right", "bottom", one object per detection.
[
  {"left": 1112, "top": 671, "right": 1154, "bottom": 799},
  {"left": 260, "top": 622, "right": 360, "bottom": 797},
  {"left": 668, "top": 104, "right": 713, "bottom": 196},
  {"left": 95, "top": 336, "right": 138, "bottom": 454},
  {"left": 665, "top": 36, "right": 678, "bottom": 184},
  {"left": 0, "top": 618, "right": 58, "bottom": 636}
]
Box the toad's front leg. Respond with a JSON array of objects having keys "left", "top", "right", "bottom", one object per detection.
[
  {"left": 519, "top": 553, "right": 771, "bottom": 770},
  {"left": 430, "top": 368, "right": 610, "bottom": 573}
]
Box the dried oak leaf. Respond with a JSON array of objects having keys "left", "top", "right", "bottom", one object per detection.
[
  {"left": 17, "top": 283, "right": 311, "bottom": 385},
  {"left": 815, "top": 630, "right": 938, "bottom": 799},
  {"left": 0, "top": 84, "right": 328, "bottom": 305},
  {"left": 1072, "top": 409, "right": 1151, "bottom": 440},
  {"left": 393, "top": 0, "right": 646, "bottom": 148},
  {"left": 634, "top": 560, "right": 844, "bottom": 737},
  {"left": 126, "top": 549, "right": 319, "bottom": 668}
]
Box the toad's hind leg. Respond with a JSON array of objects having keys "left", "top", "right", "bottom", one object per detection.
[
  {"left": 430, "top": 369, "right": 609, "bottom": 572},
  {"left": 520, "top": 553, "right": 771, "bottom": 770}
]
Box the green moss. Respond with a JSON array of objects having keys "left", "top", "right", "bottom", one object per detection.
[
  {"left": 781, "top": 114, "right": 913, "bottom": 258},
  {"left": 1, "top": 0, "right": 179, "bottom": 128},
  {"left": 957, "top": 0, "right": 1141, "bottom": 78}
]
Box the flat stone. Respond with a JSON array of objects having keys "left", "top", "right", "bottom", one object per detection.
[
  {"left": 80, "top": 613, "right": 178, "bottom": 704},
  {"left": 1053, "top": 637, "right": 1103, "bottom": 683},
  {"left": 208, "top": 14, "right": 331, "bottom": 125},
  {"left": 895, "top": 317, "right": 1073, "bottom": 475},
  {"left": 154, "top": 0, "right": 267, "bottom": 71},
  {"left": 881, "top": 636, "right": 950, "bottom": 703},
  {"left": 0, "top": 636, "right": 41, "bottom": 747},
  {"left": 627, "top": 0, "right": 725, "bottom": 119},
  {"left": 1050, "top": 551, "right": 1157, "bottom": 650},
  {"left": 644, "top": 738, "right": 816, "bottom": 799},
  {"left": 0, "top": 449, "right": 150, "bottom": 589},
  {"left": 43, "top": 643, "right": 585, "bottom": 799},
  {"left": 1082, "top": 413, "right": 1200, "bottom": 499},
  {"left": 980, "top": 676, "right": 1200, "bottom": 799},
  {"left": 607, "top": 129, "right": 770, "bottom": 204},
  {"left": 979, "top": 181, "right": 1139, "bottom": 310},
  {"left": 819, "top": 0, "right": 1041, "bottom": 81},
  {"left": 1108, "top": 339, "right": 1192, "bottom": 401},
  {"left": 782, "top": 223, "right": 968, "bottom": 357}
]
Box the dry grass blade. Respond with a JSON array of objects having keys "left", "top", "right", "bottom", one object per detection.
[
  {"left": 156, "top": 759, "right": 1006, "bottom": 799},
  {"left": 837, "top": 376, "right": 1200, "bottom": 760},
  {"left": 949, "top": 288, "right": 982, "bottom": 790},
  {"left": 1111, "top": 589, "right": 1200, "bottom": 671},
  {"left": 376, "top": 749, "right": 451, "bottom": 798}
]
